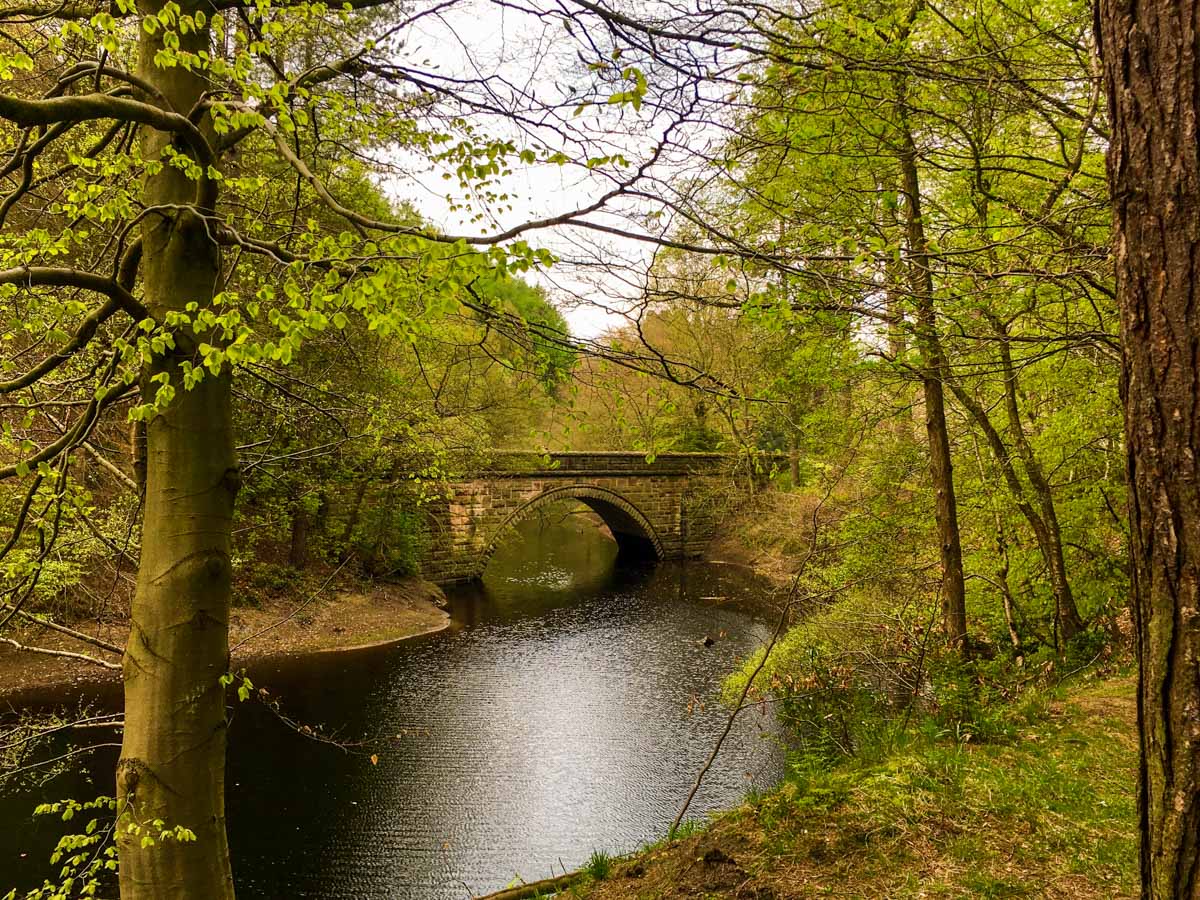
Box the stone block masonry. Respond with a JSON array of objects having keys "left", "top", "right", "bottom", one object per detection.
[{"left": 421, "top": 452, "right": 784, "bottom": 583}]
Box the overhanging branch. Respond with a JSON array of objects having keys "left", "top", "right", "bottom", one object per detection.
[
  {"left": 0, "top": 91, "right": 216, "bottom": 207},
  {"left": 0, "top": 267, "right": 148, "bottom": 320}
]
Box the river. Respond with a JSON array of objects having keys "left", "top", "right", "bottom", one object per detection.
[{"left": 2, "top": 505, "right": 786, "bottom": 898}]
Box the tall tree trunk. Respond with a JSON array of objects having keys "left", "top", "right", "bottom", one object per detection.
[
  {"left": 313, "top": 489, "right": 329, "bottom": 550},
  {"left": 995, "top": 521, "right": 1023, "bottom": 663},
  {"left": 787, "top": 404, "right": 801, "bottom": 487},
  {"left": 880, "top": 176, "right": 922, "bottom": 441},
  {"left": 1099, "top": 1, "right": 1200, "bottom": 894},
  {"left": 290, "top": 501, "right": 310, "bottom": 570},
  {"left": 339, "top": 476, "right": 370, "bottom": 559},
  {"left": 991, "top": 317, "right": 1085, "bottom": 641},
  {"left": 969, "top": 433, "right": 1024, "bottom": 661},
  {"left": 947, "top": 373, "right": 1083, "bottom": 646},
  {"left": 965, "top": 147, "right": 1085, "bottom": 643},
  {"left": 116, "top": 4, "right": 238, "bottom": 897},
  {"left": 896, "top": 109, "right": 968, "bottom": 650}
]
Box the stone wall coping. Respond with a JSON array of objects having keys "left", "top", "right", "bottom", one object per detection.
[
  {"left": 434, "top": 451, "right": 789, "bottom": 478},
  {"left": 419, "top": 450, "right": 788, "bottom": 582},
  {"left": 487, "top": 450, "right": 790, "bottom": 459},
  {"left": 472, "top": 470, "right": 696, "bottom": 479}
]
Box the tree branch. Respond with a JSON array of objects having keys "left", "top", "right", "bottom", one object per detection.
[
  {"left": 0, "top": 266, "right": 147, "bottom": 320},
  {"left": 0, "top": 604, "right": 123, "bottom": 655},
  {"left": 0, "top": 91, "right": 215, "bottom": 207},
  {"left": 0, "top": 635, "right": 120, "bottom": 669}
]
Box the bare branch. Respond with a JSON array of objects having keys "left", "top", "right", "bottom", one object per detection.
[
  {"left": 0, "top": 635, "right": 120, "bottom": 669},
  {"left": 0, "top": 604, "right": 123, "bottom": 655},
  {"left": 0, "top": 91, "right": 216, "bottom": 207},
  {"left": 0, "top": 266, "right": 147, "bottom": 321}
]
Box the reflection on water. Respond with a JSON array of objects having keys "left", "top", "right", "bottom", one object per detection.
[{"left": 3, "top": 503, "right": 786, "bottom": 898}]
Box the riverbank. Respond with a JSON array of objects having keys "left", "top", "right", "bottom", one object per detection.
[
  {"left": 533, "top": 675, "right": 1138, "bottom": 899},
  {"left": 704, "top": 491, "right": 827, "bottom": 586},
  {"left": 0, "top": 576, "right": 450, "bottom": 704}
]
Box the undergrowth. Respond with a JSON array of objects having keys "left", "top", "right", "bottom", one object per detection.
[{"left": 575, "top": 675, "right": 1137, "bottom": 899}]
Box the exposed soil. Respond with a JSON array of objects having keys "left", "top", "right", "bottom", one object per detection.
[{"left": 0, "top": 577, "right": 450, "bottom": 706}]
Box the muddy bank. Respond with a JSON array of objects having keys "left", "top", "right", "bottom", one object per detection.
[{"left": 0, "top": 577, "right": 450, "bottom": 707}]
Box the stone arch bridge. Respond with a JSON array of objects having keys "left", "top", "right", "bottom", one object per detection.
[{"left": 421, "top": 452, "right": 780, "bottom": 583}]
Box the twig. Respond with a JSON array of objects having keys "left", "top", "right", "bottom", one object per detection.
[
  {"left": 669, "top": 575, "right": 798, "bottom": 836},
  {"left": 1055, "top": 648, "right": 1105, "bottom": 686},
  {"left": 0, "top": 636, "right": 120, "bottom": 669},
  {"left": 668, "top": 435, "right": 860, "bottom": 834},
  {"left": 0, "top": 742, "right": 122, "bottom": 782},
  {"left": 46, "top": 409, "right": 138, "bottom": 492},
  {"left": 0, "top": 712, "right": 123, "bottom": 752}
]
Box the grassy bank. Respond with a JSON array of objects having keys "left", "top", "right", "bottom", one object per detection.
[{"left": 561, "top": 675, "right": 1136, "bottom": 899}]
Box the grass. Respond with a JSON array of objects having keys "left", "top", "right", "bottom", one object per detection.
[
  {"left": 584, "top": 850, "right": 613, "bottom": 881},
  {"left": 571, "top": 675, "right": 1138, "bottom": 899}
]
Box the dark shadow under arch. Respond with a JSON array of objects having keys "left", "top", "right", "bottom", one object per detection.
[{"left": 475, "top": 484, "right": 664, "bottom": 579}]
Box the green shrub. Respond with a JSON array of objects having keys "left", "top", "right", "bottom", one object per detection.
[
  {"left": 726, "top": 591, "right": 928, "bottom": 767},
  {"left": 926, "top": 653, "right": 1019, "bottom": 744},
  {"left": 351, "top": 503, "right": 429, "bottom": 577},
  {"left": 1062, "top": 627, "right": 1112, "bottom": 671},
  {"left": 248, "top": 562, "right": 301, "bottom": 594},
  {"left": 726, "top": 588, "right": 1117, "bottom": 770}
]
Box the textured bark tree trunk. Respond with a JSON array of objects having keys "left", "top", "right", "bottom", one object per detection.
[
  {"left": 970, "top": 434, "right": 1025, "bottom": 662},
  {"left": 116, "top": 4, "right": 238, "bottom": 897},
  {"left": 787, "top": 420, "right": 801, "bottom": 487},
  {"left": 1098, "top": 1, "right": 1200, "bottom": 894},
  {"left": 879, "top": 176, "right": 922, "bottom": 442},
  {"left": 312, "top": 490, "right": 329, "bottom": 553},
  {"left": 995, "top": 523, "right": 1023, "bottom": 664},
  {"left": 881, "top": 191, "right": 908, "bottom": 363},
  {"left": 130, "top": 420, "right": 147, "bottom": 492},
  {"left": 897, "top": 113, "right": 968, "bottom": 650},
  {"left": 290, "top": 503, "right": 310, "bottom": 570},
  {"left": 340, "top": 477, "right": 370, "bottom": 560},
  {"left": 959, "top": 139, "right": 1085, "bottom": 642}
]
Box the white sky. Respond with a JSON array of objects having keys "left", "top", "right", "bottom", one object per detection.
[{"left": 379, "top": 0, "right": 686, "bottom": 338}]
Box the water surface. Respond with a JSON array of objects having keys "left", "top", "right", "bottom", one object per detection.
[{"left": 3, "top": 506, "right": 786, "bottom": 898}]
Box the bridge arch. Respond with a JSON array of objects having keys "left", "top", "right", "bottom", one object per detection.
[{"left": 474, "top": 484, "right": 665, "bottom": 579}]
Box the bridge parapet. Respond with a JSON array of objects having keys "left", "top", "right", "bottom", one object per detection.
[{"left": 454, "top": 451, "right": 744, "bottom": 477}]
